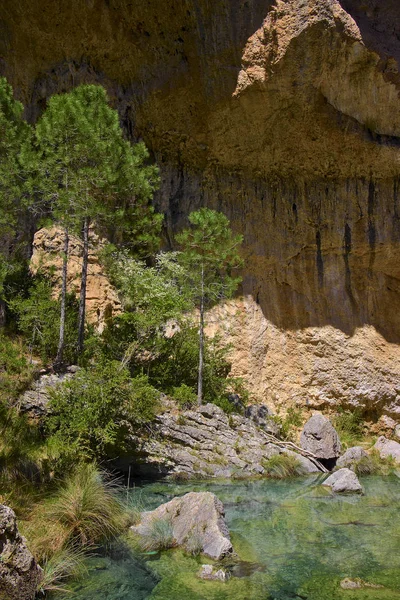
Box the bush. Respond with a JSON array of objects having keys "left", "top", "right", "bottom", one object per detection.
[
  {"left": 46, "top": 360, "right": 160, "bottom": 468},
  {"left": 172, "top": 384, "right": 197, "bottom": 409},
  {"left": 263, "top": 453, "right": 306, "bottom": 479},
  {"left": 0, "top": 333, "right": 34, "bottom": 402},
  {"left": 9, "top": 274, "right": 79, "bottom": 365},
  {"left": 0, "top": 401, "right": 45, "bottom": 484},
  {"left": 334, "top": 408, "right": 364, "bottom": 448},
  {"left": 146, "top": 324, "right": 247, "bottom": 412}
]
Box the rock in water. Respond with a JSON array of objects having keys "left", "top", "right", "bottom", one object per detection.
[
  {"left": 132, "top": 492, "right": 232, "bottom": 560},
  {"left": 0, "top": 505, "right": 43, "bottom": 600},
  {"left": 323, "top": 468, "right": 363, "bottom": 494},
  {"left": 373, "top": 436, "right": 400, "bottom": 463},
  {"left": 336, "top": 446, "right": 369, "bottom": 470},
  {"left": 300, "top": 413, "right": 341, "bottom": 461}
]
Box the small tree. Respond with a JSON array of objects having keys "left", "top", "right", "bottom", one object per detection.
[
  {"left": 103, "top": 250, "right": 191, "bottom": 369},
  {"left": 175, "top": 208, "right": 243, "bottom": 405},
  {"left": 28, "top": 84, "right": 160, "bottom": 367}
]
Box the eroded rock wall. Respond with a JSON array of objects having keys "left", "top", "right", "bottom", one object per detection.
[{"left": 2, "top": 0, "right": 400, "bottom": 416}]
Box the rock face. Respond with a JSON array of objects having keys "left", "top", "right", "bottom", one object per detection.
[
  {"left": 300, "top": 414, "right": 341, "bottom": 461},
  {"left": 0, "top": 505, "right": 42, "bottom": 600},
  {"left": 323, "top": 468, "right": 363, "bottom": 494},
  {"left": 373, "top": 436, "right": 400, "bottom": 463},
  {"left": 31, "top": 227, "right": 120, "bottom": 331},
  {"left": 336, "top": 446, "right": 368, "bottom": 470},
  {"left": 3, "top": 1, "right": 400, "bottom": 416},
  {"left": 244, "top": 404, "right": 280, "bottom": 436},
  {"left": 129, "top": 403, "right": 322, "bottom": 478},
  {"left": 18, "top": 366, "right": 78, "bottom": 416},
  {"left": 132, "top": 492, "right": 232, "bottom": 560}
]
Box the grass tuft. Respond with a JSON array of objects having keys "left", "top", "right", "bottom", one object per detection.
[
  {"left": 140, "top": 517, "right": 174, "bottom": 552},
  {"left": 38, "top": 546, "right": 87, "bottom": 594},
  {"left": 263, "top": 453, "right": 306, "bottom": 479}
]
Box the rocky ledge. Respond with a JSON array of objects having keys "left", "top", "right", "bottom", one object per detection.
[
  {"left": 0, "top": 505, "right": 42, "bottom": 600},
  {"left": 128, "top": 404, "right": 325, "bottom": 479}
]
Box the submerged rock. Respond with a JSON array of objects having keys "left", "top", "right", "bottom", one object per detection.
[
  {"left": 198, "top": 564, "right": 229, "bottom": 581},
  {"left": 0, "top": 504, "right": 43, "bottom": 600},
  {"left": 336, "top": 446, "right": 368, "bottom": 470},
  {"left": 373, "top": 436, "right": 400, "bottom": 463},
  {"left": 300, "top": 413, "right": 341, "bottom": 461},
  {"left": 323, "top": 468, "right": 363, "bottom": 494},
  {"left": 131, "top": 491, "right": 233, "bottom": 560},
  {"left": 340, "top": 578, "right": 383, "bottom": 590}
]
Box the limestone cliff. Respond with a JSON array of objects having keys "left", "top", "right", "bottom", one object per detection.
[{"left": 2, "top": 0, "right": 400, "bottom": 418}]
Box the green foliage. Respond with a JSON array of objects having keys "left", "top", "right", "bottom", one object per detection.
[
  {"left": 0, "top": 78, "right": 32, "bottom": 299},
  {"left": 25, "top": 84, "right": 159, "bottom": 233},
  {"left": 277, "top": 407, "right": 303, "bottom": 441},
  {"left": 102, "top": 250, "right": 191, "bottom": 368},
  {"left": 175, "top": 208, "right": 243, "bottom": 308},
  {"left": 262, "top": 453, "right": 306, "bottom": 479},
  {"left": 0, "top": 401, "right": 45, "bottom": 484},
  {"left": 172, "top": 384, "right": 197, "bottom": 409},
  {"left": 139, "top": 517, "right": 175, "bottom": 552},
  {"left": 0, "top": 333, "right": 33, "bottom": 401},
  {"left": 147, "top": 324, "right": 244, "bottom": 410},
  {"left": 46, "top": 360, "right": 160, "bottom": 468},
  {"left": 9, "top": 274, "right": 79, "bottom": 365},
  {"left": 334, "top": 408, "right": 364, "bottom": 448}
]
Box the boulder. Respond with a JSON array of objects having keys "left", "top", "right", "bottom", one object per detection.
[
  {"left": 323, "top": 468, "right": 363, "bottom": 494},
  {"left": 132, "top": 492, "right": 232, "bottom": 560},
  {"left": 300, "top": 413, "right": 341, "bottom": 460},
  {"left": 0, "top": 505, "right": 42, "bottom": 600},
  {"left": 336, "top": 446, "right": 368, "bottom": 470},
  {"left": 373, "top": 436, "right": 400, "bottom": 463}
]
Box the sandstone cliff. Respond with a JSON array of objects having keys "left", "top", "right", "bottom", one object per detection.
[{"left": 2, "top": 0, "right": 400, "bottom": 417}]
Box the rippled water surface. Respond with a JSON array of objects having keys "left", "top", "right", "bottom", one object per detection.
[{"left": 66, "top": 475, "right": 400, "bottom": 600}]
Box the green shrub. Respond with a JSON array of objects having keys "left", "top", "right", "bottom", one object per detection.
[
  {"left": 333, "top": 408, "right": 364, "bottom": 448},
  {"left": 172, "top": 384, "right": 197, "bottom": 409},
  {"left": 9, "top": 274, "right": 79, "bottom": 365},
  {"left": 0, "top": 402, "right": 45, "bottom": 484},
  {"left": 46, "top": 360, "right": 160, "bottom": 468},
  {"left": 0, "top": 334, "right": 34, "bottom": 401},
  {"left": 263, "top": 453, "right": 306, "bottom": 479}
]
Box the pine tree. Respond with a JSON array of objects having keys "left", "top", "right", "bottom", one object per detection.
[
  {"left": 28, "top": 84, "right": 160, "bottom": 367},
  {"left": 0, "top": 78, "right": 32, "bottom": 326},
  {"left": 176, "top": 208, "right": 243, "bottom": 405}
]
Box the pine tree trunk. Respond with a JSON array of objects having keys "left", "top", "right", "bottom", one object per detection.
[
  {"left": 54, "top": 227, "right": 69, "bottom": 370},
  {"left": 197, "top": 264, "right": 205, "bottom": 406},
  {"left": 77, "top": 216, "right": 89, "bottom": 354}
]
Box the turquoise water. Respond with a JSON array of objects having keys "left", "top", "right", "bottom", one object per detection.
[{"left": 66, "top": 475, "right": 400, "bottom": 599}]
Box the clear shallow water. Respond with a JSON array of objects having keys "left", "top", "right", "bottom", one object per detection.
[{"left": 65, "top": 475, "right": 400, "bottom": 600}]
